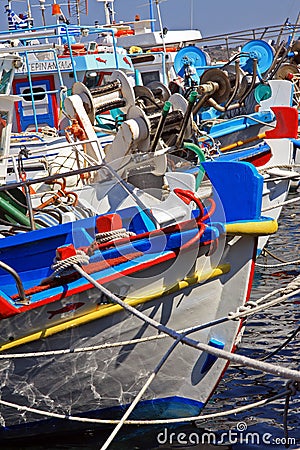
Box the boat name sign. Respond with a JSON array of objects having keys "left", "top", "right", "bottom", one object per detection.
[{"left": 15, "top": 59, "right": 73, "bottom": 73}]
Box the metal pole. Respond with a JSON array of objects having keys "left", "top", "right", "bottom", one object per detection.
[{"left": 149, "top": 0, "right": 155, "bottom": 32}]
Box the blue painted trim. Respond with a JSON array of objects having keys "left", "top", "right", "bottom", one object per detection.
[
  {"left": 201, "top": 338, "right": 225, "bottom": 374},
  {"left": 214, "top": 143, "right": 270, "bottom": 162},
  {"left": 206, "top": 111, "right": 273, "bottom": 139}
]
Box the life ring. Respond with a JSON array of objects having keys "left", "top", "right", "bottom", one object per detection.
[
  {"left": 150, "top": 47, "right": 178, "bottom": 53},
  {"left": 129, "top": 45, "right": 143, "bottom": 54},
  {"left": 63, "top": 43, "right": 86, "bottom": 56},
  {"left": 115, "top": 29, "right": 134, "bottom": 37}
]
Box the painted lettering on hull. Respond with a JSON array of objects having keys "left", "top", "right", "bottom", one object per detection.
[{"left": 16, "top": 59, "right": 73, "bottom": 73}]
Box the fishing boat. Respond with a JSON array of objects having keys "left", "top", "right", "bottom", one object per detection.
[
  {"left": 0, "top": 0, "right": 137, "bottom": 150},
  {"left": 0, "top": 82, "right": 277, "bottom": 440}
]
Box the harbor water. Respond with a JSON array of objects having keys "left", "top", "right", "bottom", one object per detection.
[{"left": 4, "top": 193, "right": 300, "bottom": 450}]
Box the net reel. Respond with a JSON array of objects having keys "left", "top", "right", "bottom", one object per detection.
[
  {"left": 134, "top": 81, "right": 171, "bottom": 115},
  {"left": 71, "top": 70, "right": 136, "bottom": 124},
  {"left": 239, "top": 39, "right": 275, "bottom": 76},
  {"left": 275, "top": 63, "right": 299, "bottom": 80},
  {"left": 129, "top": 96, "right": 189, "bottom": 150},
  {"left": 174, "top": 46, "right": 210, "bottom": 87},
  {"left": 193, "top": 65, "right": 255, "bottom": 115}
]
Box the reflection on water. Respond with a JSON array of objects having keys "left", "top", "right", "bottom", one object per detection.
[{"left": 4, "top": 196, "right": 300, "bottom": 450}]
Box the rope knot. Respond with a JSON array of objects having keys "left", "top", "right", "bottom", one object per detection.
[
  {"left": 228, "top": 300, "right": 258, "bottom": 320},
  {"left": 51, "top": 245, "right": 89, "bottom": 276}
]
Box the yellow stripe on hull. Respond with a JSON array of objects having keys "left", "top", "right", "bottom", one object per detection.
[
  {"left": 225, "top": 219, "right": 278, "bottom": 236},
  {"left": 0, "top": 264, "right": 230, "bottom": 352}
]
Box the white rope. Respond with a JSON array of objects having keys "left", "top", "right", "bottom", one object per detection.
[
  {"left": 51, "top": 250, "right": 89, "bottom": 276},
  {"left": 262, "top": 195, "right": 300, "bottom": 212},
  {"left": 100, "top": 338, "right": 181, "bottom": 450},
  {"left": 72, "top": 263, "right": 300, "bottom": 382},
  {"left": 3, "top": 273, "right": 300, "bottom": 360},
  {"left": 1, "top": 265, "right": 300, "bottom": 436},
  {"left": 228, "top": 274, "right": 300, "bottom": 319},
  {"left": 256, "top": 259, "right": 300, "bottom": 268},
  {"left": 259, "top": 164, "right": 300, "bottom": 174},
  {"left": 0, "top": 388, "right": 294, "bottom": 426},
  {"left": 95, "top": 228, "right": 135, "bottom": 244}
]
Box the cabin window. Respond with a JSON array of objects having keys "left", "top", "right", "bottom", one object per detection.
[
  {"left": 141, "top": 71, "right": 160, "bottom": 85},
  {"left": 22, "top": 87, "right": 46, "bottom": 102}
]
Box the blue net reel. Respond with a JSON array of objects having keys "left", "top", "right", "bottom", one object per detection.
[
  {"left": 174, "top": 47, "right": 209, "bottom": 84},
  {"left": 239, "top": 39, "right": 274, "bottom": 76}
]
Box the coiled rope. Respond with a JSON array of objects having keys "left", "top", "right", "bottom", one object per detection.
[
  {"left": 95, "top": 229, "right": 136, "bottom": 244},
  {"left": 51, "top": 250, "right": 89, "bottom": 276}
]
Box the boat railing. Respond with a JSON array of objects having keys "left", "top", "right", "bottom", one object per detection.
[
  {"left": 0, "top": 23, "right": 122, "bottom": 76},
  {"left": 0, "top": 261, "right": 29, "bottom": 303},
  {"left": 189, "top": 21, "right": 300, "bottom": 54}
]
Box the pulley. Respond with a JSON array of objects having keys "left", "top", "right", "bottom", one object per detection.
[
  {"left": 71, "top": 70, "right": 135, "bottom": 124},
  {"left": 174, "top": 46, "right": 209, "bottom": 83},
  {"left": 275, "top": 63, "right": 299, "bottom": 80},
  {"left": 240, "top": 40, "right": 274, "bottom": 75},
  {"left": 199, "top": 68, "right": 232, "bottom": 104}
]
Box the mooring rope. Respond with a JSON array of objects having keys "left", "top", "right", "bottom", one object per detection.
[
  {"left": 256, "top": 248, "right": 300, "bottom": 268},
  {"left": 261, "top": 247, "right": 290, "bottom": 263},
  {"left": 228, "top": 274, "right": 300, "bottom": 320},
  {"left": 51, "top": 250, "right": 89, "bottom": 276},
  {"left": 283, "top": 380, "right": 299, "bottom": 449},
  {"left": 0, "top": 386, "right": 297, "bottom": 426},
  {"left": 0, "top": 262, "right": 299, "bottom": 445},
  {"left": 71, "top": 263, "right": 300, "bottom": 382},
  {"left": 262, "top": 195, "right": 300, "bottom": 212},
  {"left": 256, "top": 259, "right": 300, "bottom": 268},
  {"left": 3, "top": 264, "right": 300, "bottom": 361},
  {"left": 260, "top": 326, "right": 300, "bottom": 361},
  {"left": 95, "top": 229, "right": 136, "bottom": 244}
]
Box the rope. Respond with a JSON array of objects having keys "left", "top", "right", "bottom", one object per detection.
[
  {"left": 262, "top": 195, "right": 300, "bottom": 212},
  {"left": 72, "top": 263, "right": 300, "bottom": 382},
  {"left": 100, "top": 338, "right": 182, "bottom": 450},
  {"left": 259, "top": 164, "right": 300, "bottom": 173},
  {"left": 260, "top": 326, "right": 300, "bottom": 361},
  {"left": 261, "top": 247, "right": 290, "bottom": 263},
  {"left": 95, "top": 228, "right": 135, "bottom": 244},
  {"left": 0, "top": 388, "right": 296, "bottom": 426},
  {"left": 256, "top": 259, "right": 300, "bottom": 268},
  {"left": 228, "top": 274, "right": 300, "bottom": 320},
  {"left": 1, "top": 265, "right": 300, "bottom": 438},
  {"left": 283, "top": 381, "right": 299, "bottom": 448},
  {"left": 51, "top": 250, "right": 89, "bottom": 276}
]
